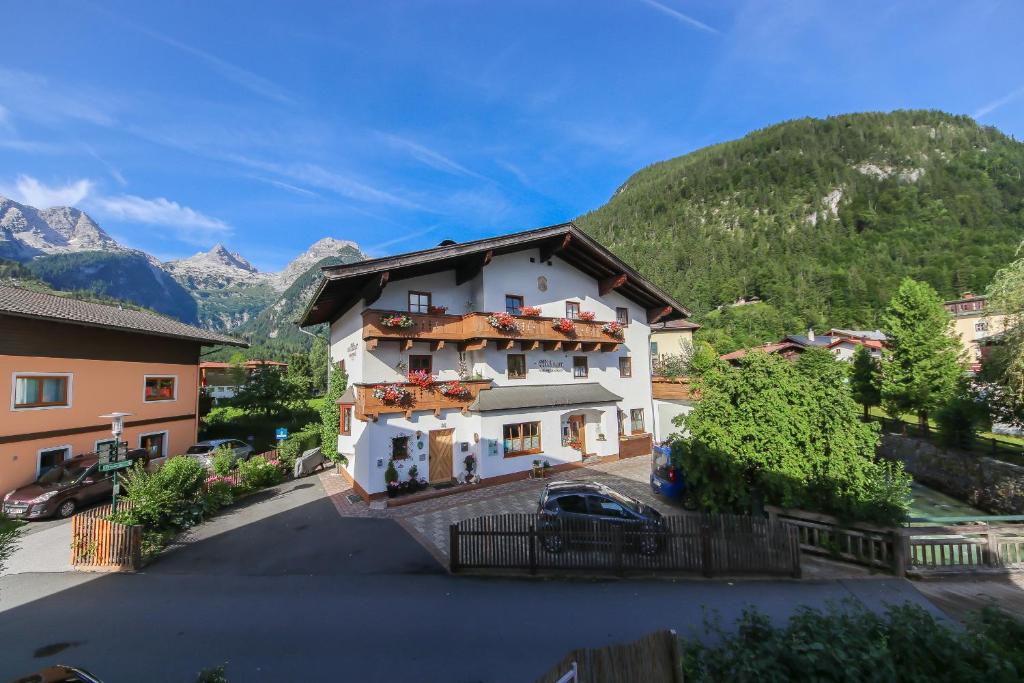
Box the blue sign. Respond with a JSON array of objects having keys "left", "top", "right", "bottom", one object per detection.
[{"left": 275, "top": 427, "right": 289, "bottom": 441}]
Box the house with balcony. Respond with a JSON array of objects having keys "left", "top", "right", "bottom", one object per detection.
[
  {"left": 299, "top": 223, "right": 692, "bottom": 500},
  {"left": 943, "top": 293, "right": 1007, "bottom": 372},
  {"left": 0, "top": 285, "right": 246, "bottom": 495}
]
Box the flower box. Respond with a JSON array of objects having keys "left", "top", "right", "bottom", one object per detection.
[
  {"left": 379, "top": 313, "right": 415, "bottom": 329},
  {"left": 372, "top": 384, "right": 411, "bottom": 404},
  {"left": 552, "top": 318, "right": 576, "bottom": 335},
  {"left": 602, "top": 321, "right": 624, "bottom": 338},
  {"left": 520, "top": 306, "right": 542, "bottom": 317},
  {"left": 438, "top": 381, "right": 471, "bottom": 398},
  {"left": 428, "top": 305, "right": 448, "bottom": 315},
  {"left": 407, "top": 370, "right": 434, "bottom": 389},
  {"left": 487, "top": 311, "right": 521, "bottom": 332},
  {"left": 578, "top": 311, "right": 596, "bottom": 322}
]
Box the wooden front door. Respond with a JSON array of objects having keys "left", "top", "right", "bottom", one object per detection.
[
  {"left": 568, "top": 415, "right": 586, "bottom": 455},
  {"left": 428, "top": 429, "right": 454, "bottom": 483}
]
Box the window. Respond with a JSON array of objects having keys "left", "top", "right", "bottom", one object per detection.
[
  {"left": 630, "top": 409, "right": 645, "bottom": 434},
  {"left": 139, "top": 432, "right": 166, "bottom": 458},
  {"left": 976, "top": 321, "right": 989, "bottom": 332},
  {"left": 616, "top": 307, "right": 629, "bottom": 326},
  {"left": 556, "top": 494, "right": 588, "bottom": 514},
  {"left": 572, "top": 356, "right": 588, "bottom": 378},
  {"left": 588, "top": 496, "right": 629, "bottom": 519},
  {"left": 507, "top": 353, "right": 527, "bottom": 379},
  {"left": 144, "top": 376, "right": 177, "bottom": 402},
  {"left": 503, "top": 421, "right": 541, "bottom": 456},
  {"left": 339, "top": 405, "right": 353, "bottom": 436},
  {"left": 409, "top": 355, "right": 432, "bottom": 374},
  {"left": 392, "top": 436, "right": 410, "bottom": 459},
  {"left": 14, "top": 374, "right": 69, "bottom": 409},
  {"left": 408, "top": 291, "right": 431, "bottom": 314},
  {"left": 650, "top": 342, "right": 659, "bottom": 356},
  {"left": 505, "top": 295, "right": 524, "bottom": 315},
  {"left": 37, "top": 446, "right": 70, "bottom": 478},
  {"left": 566, "top": 301, "right": 581, "bottom": 320},
  {"left": 618, "top": 409, "right": 626, "bottom": 436},
  {"left": 618, "top": 356, "right": 632, "bottom": 377}
]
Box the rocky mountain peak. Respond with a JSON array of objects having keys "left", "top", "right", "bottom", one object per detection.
[
  {"left": 205, "top": 243, "right": 258, "bottom": 273},
  {"left": 274, "top": 236, "right": 365, "bottom": 291},
  {"left": 0, "top": 195, "right": 124, "bottom": 257}
]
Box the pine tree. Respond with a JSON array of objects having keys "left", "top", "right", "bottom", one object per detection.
[
  {"left": 850, "top": 345, "right": 881, "bottom": 420},
  {"left": 880, "top": 278, "right": 963, "bottom": 429}
]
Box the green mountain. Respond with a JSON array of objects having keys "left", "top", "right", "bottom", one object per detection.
[{"left": 577, "top": 110, "right": 1024, "bottom": 352}]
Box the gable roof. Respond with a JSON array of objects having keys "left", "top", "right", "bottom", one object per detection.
[
  {"left": 468, "top": 383, "right": 622, "bottom": 412},
  {"left": 299, "top": 222, "right": 691, "bottom": 326},
  {"left": 719, "top": 341, "right": 806, "bottom": 362},
  {"left": 783, "top": 334, "right": 834, "bottom": 348},
  {"left": 826, "top": 337, "right": 884, "bottom": 350},
  {"left": 828, "top": 328, "right": 888, "bottom": 342},
  {"left": 652, "top": 318, "right": 701, "bottom": 331},
  {"left": 0, "top": 284, "right": 246, "bottom": 347}
]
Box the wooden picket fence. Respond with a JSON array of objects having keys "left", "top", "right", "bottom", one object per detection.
[
  {"left": 203, "top": 449, "right": 280, "bottom": 490},
  {"left": 534, "top": 629, "right": 682, "bottom": 683},
  {"left": 70, "top": 502, "right": 142, "bottom": 572},
  {"left": 766, "top": 506, "right": 904, "bottom": 574},
  {"left": 450, "top": 512, "right": 801, "bottom": 578}
]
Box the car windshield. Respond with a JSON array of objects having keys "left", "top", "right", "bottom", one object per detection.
[
  {"left": 186, "top": 445, "right": 213, "bottom": 455},
  {"left": 38, "top": 463, "right": 90, "bottom": 485}
]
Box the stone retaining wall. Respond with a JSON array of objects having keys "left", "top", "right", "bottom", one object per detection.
[{"left": 879, "top": 434, "right": 1024, "bottom": 515}]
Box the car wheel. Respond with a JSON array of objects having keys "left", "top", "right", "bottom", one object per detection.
[
  {"left": 57, "top": 499, "right": 76, "bottom": 519},
  {"left": 541, "top": 532, "right": 564, "bottom": 554}
]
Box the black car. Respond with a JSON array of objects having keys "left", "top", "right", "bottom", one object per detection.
[
  {"left": 2, "top": 450, "right": 148, "bottom": 520},
  {"left": 10, "top": 664, "right": 105, "bottom": 683},
  {"left": 536, "top": 481, "right": 666, "bottom": 555}
]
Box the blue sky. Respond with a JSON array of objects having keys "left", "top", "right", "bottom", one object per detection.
[{"left": 2, "top": 1, "right": 1023, "bottom": 271}]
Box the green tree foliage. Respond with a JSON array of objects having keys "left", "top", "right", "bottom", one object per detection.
[
  {"left": 285, "top": 351, "right": 315, "bottom": 399},
  {"left": 880, "top": 278, "right": 963, "bottom": 427},
  {"left": 119, "top": 456, "right": 208, "bottom": 530},
  {"left": 983, "top": 255, "right": 1024, "bottom": 425},
  {"left": 850, "top": 345, "right": 881, "bottom": 420},
  {"left": 308, "top": 340, "right": 329, "bottom": 395},
  {"left": 696, "top": 302, "right": 809, "bottom": 354},
  {"left": 936, "top": 379, "right": 988, "bottom": 450},
  {"left": 677, "top": 350, "right": 910, "bottom": 524},
  {"left": 319, "top": 364, "right": 349, "bottom": 463},
  {"left": 682, "top": 602, "right": 1023, "bottom": 682},
  {"left": 577, "top": 111, "right": 1024, "bottom": 344},
  {"left": 233, "top": 365, "right": 299, "bottom": 416}
]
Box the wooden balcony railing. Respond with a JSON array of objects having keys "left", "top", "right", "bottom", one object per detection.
[
  {"left": 362, "top": 310, "right": 622, "bottom": 352},
  {"left": 651, "top": 376, "right": 699, "bottom": 401},
  {"left": 355, "top": 379, "right": 492, "bottom": 421}
]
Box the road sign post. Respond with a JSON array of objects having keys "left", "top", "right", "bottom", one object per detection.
[{"left": 102, "top": 441, "right": 131, "bottom": 513}]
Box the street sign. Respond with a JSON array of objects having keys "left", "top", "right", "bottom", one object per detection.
[
  {"left": 99, "top": 460, "right": 134, "bottom": 473},
  {"left": 275, "top": 427, "right": 288, "bottom": 440}
]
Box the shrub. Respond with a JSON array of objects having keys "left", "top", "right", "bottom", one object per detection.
[
  {"left": 936, "top": 379, "right": 987, "bottom": 450},
  {"left": 204, "top": 480, "right": 234, "bottom": 513},
  {"left": 681, "top": 602, "right": 1022, "bottom": 682},
  {"left": 210, "top": 446, "right": 237, "bottom": 476},
  {"left": 118, "top": 456, "right": 208, "bottom": 530},
  {"left": 277, "top": 428, "right": 319, "bottom": 474},
  {"left": 320, "top": 365, "right": 349, "bottom": 464},
  {"left": 238, "top": 455, "right": 283, "bottom": 490}
]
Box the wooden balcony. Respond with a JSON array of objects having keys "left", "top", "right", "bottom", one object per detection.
[
  {"left": 362, "top": 309, "right": 621, "bottom": 352},
  {"left": 354, "top": 379, "right": 492, "bottom": 421},
  {"left": 651, "top": 376, "right": 699, "bottom": 401}
]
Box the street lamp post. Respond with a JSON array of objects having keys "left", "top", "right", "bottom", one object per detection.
[{"left": 99, "top": 412, "right": 132, "bottom": 513}]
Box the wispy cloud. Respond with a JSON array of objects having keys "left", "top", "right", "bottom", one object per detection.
[
  {"left": 378, "top": 132, "right": 488, "bottom": 180},
  {"left": 94, "top": 194, "right": 231, "bottom": 244},
  {"left": 252, "top": 176, "right": 321, "bottom": 198},
  {"left": 0, "top": 68, "right": 117, "bottom": 126},
  {"left": 1, "top": 175, "right": 94, "bottom": 207},
  {"left": 82, "top": 145, "right": 127, "bottom": 186},
  {"left": 973, "top": 84, "right": 1024, "bottom": 119},
  {"left": 638, "top": 0, "right": 720, "bottom": 35},
  {"left": 364, "top": 225, "right": 442, "bottom": 255},
  {"left": 83, "top": 2, "right": 293, "bottom": 104}
]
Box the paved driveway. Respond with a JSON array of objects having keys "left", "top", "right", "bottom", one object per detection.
[{"left": 0, "top": 518, "right": 73, "bottom": 576}]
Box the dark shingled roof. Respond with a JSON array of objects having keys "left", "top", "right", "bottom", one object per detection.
[
  {"left": 468, "top": 383, "right": 622, "bottom": 412},
  {"left": 0, "top": 284, "right": 247, "bottom": 347}
]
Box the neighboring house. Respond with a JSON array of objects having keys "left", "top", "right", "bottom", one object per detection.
[
  {"left": 200, "top": 359, "right": 288, "bottom": 399},
  {"left": 724, "top": 328, "right": 888, "bottom": 364},
  {"left": 300, "top": 222, "right": 692, "bottom": 500},
  {"left": 651, "top": 376, "right": 699, "bottom": 443},
  {"left": 826, "top": 337, "right": 884, "bottom": 361},
  {"left": 650, "top": 318, "right": 700, "bottom": 363},
  {"left": 943, "top": 293, "right": 1007, "bottom": 372},
  {"left": 720, "top": 341, "right": 808, "bottom": 364},
  {"left": 0, "top": 285, "right": 246, "bottom": 494}
]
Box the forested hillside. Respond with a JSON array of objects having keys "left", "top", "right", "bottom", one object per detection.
[{"left": 577, "top": 110, "right": 1024, "bottom": 351}]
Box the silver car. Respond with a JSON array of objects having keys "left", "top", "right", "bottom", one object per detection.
[{"left": 186, "top": 439, "right": 254, "bottom": 468}]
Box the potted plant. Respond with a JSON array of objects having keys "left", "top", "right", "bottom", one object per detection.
[
  {"left": 407, "top": 464, "right": 421, "bottom": 492},
  {"left": 578, "top": 311, "right": 596, "bottom": 322},
  {"left": 463, "top": 453, "right": 477, "bottom": 484},
  {"left": 531, "top": 459, "right": 544, "bottom": 479},
  {"left": 542, "top": 461, "right": 552, "bottom": 477},
  {"left": 385, "top": 459, "right": 400, "bottom": 497},
  {"left": 407, "top": 369, "right": 434, "bottom": 389},
  {"left": 552, "top": 318, "right": 576, "bottom": 335},
  {"left": 428, "top": 305, "right": 448, "bottom": 315},
  {"left": 521, "top": 305, "right": 542, "bottom": 317},
  {"left": 379, "top": 313, "right": 415, "bottom": 329},
  {"left": 487, "top": 311, "right": 520, "bottom": 332}
]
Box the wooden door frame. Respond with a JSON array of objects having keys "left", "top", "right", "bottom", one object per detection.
[
  {"left": 428, "top": 428, "right": 455, "bottom": 483},
  {"left": 568, "top": 415, "right": 586, "bottom": 456}
]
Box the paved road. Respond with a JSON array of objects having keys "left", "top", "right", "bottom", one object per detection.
[{"left": 0, "top": 477, "right": 948, "bottom": 682}]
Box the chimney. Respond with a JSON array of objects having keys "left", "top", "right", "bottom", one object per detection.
[{"left": 807, "top": 327, "right": 815, "bottom": 342}]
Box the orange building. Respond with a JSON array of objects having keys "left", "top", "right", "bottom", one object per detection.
[{"left": 0, "top": 285, "right": 246, "bottom": 494}]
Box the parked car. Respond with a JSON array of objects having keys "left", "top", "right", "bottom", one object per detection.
[
  {"left": 10, "top": 665, "right": 105, "bottom": 683},
  {"left": 536, "top": 481, "right": 666, "bottom": 555},
  {"left": 186, "top": 438, "right": 254, "bottom": 468},
  {"left": 2, "top": 450, "right": 148, "bottom": 520},
  {"left": 650, "top": 444, "right": 697, "bottom": 510}
]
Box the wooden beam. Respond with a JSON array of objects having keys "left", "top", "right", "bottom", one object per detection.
[
  {"left": 434, "top": 407, "right": 441, "bottom": 417},
  {"left": 543, "top": 341, "right": 562, "bottom": 351},
  {"left": 459, "top": 340, "right": 488, "bottom": 352},
  {"left": 599, "top": 273, "right": 627, "bottom": 296},
  {"left": 361, "top": 271, "right": 390, "bottom": 306},
  {"left": 430, "top": 340, "right": 445, "bottom": 352},
  {"left": 582, "top": 342, "right": 601, "bottom": 352},
  {"left": 498, "top": 339, "right": 516, "bottom": 351},
  {"left": 539, "top": 234, "right": 571, "bottom": 263},
  {"left": 520, "top": 340, "right": 540, "bottom": 352},
  {"left": 568, "top": 341, "right": 583, "bottom": 352},
  {"left": 601, "top": 342, "right": 619, "bottom": 352},
  {"left": 404, "top": 409, "right": 413, "bottom": 419},
  {"left": 647, "top": 306, "right": 673, "bottom": 325},
  {"left": 455, "top": 249, "right": 494, "bottom": 285},
  {"left": 401, "top": 339, "right": 414, "bottom": 351},
  {"left": 366, "top": 338, "right": 379, "bottom": 350}
]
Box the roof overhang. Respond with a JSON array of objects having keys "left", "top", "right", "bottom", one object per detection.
[{"left": 298, "top": 222, "right": 691, "bottom": 327}]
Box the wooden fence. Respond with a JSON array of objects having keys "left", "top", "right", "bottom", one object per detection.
[
  {"left": 906, "top": 524, "right": 1024, "bottom": 574},
  {"left": 450, "top": 512, "right": 801, "bottom": 578},
  {"left": 766, "top": 506, "right": 904, "bottom": 574},
  {"left": 534, "top": 629, "right": 682, "bottom": 683},
  {"left": 203, "top": 449, "right": 280, "bottom": 490},
  {"left": 70, "top": 502, "right": 142, "bottom": 572}
]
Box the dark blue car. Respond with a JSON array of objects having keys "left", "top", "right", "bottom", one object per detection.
[{"left": 650, "top": 445, "right": 697, "bottom": 509}]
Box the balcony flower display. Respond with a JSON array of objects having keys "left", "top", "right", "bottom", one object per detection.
[
  {"left": 372, "top": 384, "right": 411, "bottom": 404},
  {"left": 552, "top": 318, "right": 576, "bottom": 335},
  {"left": 487, "top": 311, "right": 521, "bottom": 332},
  {"left": 439, "top": 381, "right": 471, "bottom": 398},
  {"left": 428, "top": 305, "right": 448, "bottom": 315},
  {"left": 602, "top": 321, "right": 624, "bottom": 338},
  {"left": 578, "top": 311, "right": 596, "bottom": 322},
  {"left": 407, "top": 370, "right": 434, "bottom": 389},
  {"left": 520, "top": 306, "right": 542, "bottom": 317},
  {"left": 379, "top": 313, "right": 415, "bottom": 329}
]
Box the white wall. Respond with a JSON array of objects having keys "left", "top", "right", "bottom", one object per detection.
[{"left": 654, "top": 399, "right": 693, "bottom": 443}]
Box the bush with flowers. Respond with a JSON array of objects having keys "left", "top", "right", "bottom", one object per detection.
[
  {"left": 407, "top": 369, "right": 434, "bottom": 389},
  {"left": 372, "top": 384, "right": 411, "bottom": 404},
  {"left": 379, "top": 313, "right": 415, "bottom": 329},
  {"left": 487, "top": 311, "right": 520, "bottom": 332},
  {"left": 552, "top": 318, "right": 576, "bottom": 335},
  {"left": 602, "top": 321, "right": 624, "bottom": 338}
]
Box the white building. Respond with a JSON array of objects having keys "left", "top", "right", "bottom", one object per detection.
[{"left": 299, "top": 223, "right": 692, "bottom": 500}]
